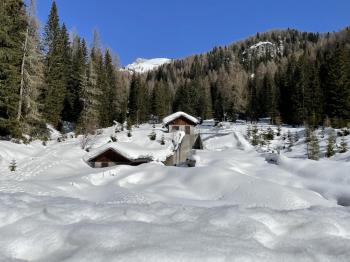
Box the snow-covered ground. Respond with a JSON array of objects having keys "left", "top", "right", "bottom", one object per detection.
[
  {"left": 123, "top": 58, "right": 171, "bottom": 73},
  {"left": 0, "top": 123, "right": 350, "bottom": 261}
]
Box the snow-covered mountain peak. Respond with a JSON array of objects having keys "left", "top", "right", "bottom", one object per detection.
[{"left": 124, "top": 58, "right": 171, "bottom": 73}]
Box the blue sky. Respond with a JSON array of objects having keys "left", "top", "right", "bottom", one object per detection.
[{"left": 36, "top": 0, "right": 350, "bottom": 65}]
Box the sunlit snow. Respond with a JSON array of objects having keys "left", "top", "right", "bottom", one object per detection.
[{"left": 0, "top": 123, "right": 350, "bottom": 261}]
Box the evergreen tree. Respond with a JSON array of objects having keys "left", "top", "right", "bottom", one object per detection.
[
  {"left": 151, "top": 81, "right": 168, "bottom": 119},
  {"left": 326, "top": 128, "right": 336, "bottom": 157},
  {"left": 339, "top": 135, "right": 348, "bottom": 153},
  {"left": 42, "top": 1, "right": 69, "bottom": 128},
  {"left": 62, "top": 35, "right": 87, "bottom": 124},
  {"left": 128, "top": 74, "right": 142, "bottom": 124},
  {"left": 308, "top": 130, "right": 320, "bottom": 160},
  {"left": 99, "top": 49, "right": 117, "bottom": 127},
  {"left": 0, "top": 0, "right": 27, "bottom": 137},
  {"left": 76, "top": 35, "right": 102, "bottom": 134},
  {"left": 9, "top": 159, "right": 17, "bottom": 171},
  {"left": 322, "top": 44, "right": 350, "bottom": 126}
]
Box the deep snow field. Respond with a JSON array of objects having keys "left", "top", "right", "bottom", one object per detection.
[{"left": 0, "top": 123, "right": 350, "bottom": 261}]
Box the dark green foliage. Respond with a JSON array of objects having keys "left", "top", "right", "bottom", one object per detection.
[
  {"left": 9, "top": 159, "right": 17, "bottom": 171},
  {"left": 128, "top": 74, "right": 149, "bottom": 124},
  {"left": 160, "top": 134, "right": 165, "bottom": 145},
  {"left": 264, "top": 127, "right": 274, "bottom": 140},
  {"left": 326, "top": 129, "right": 336, "bottom": 157},
  {"left": 251, "top": 125, "right": 259, "bottom": 146},
  {"left": 148, "top": 130, "right": 156, "bottom": 141},
  {"left": 61, "top": 36, "right": 87, "bottom": 123},
  {"left": 307, "top": 130, "right": 320, "bottom": 160},
  {"left": 99, "top": 49, "right": 117, "bottom": 127},
  {"left": 151, "top": 81, "right": 171, "bottom": 120},
  {"left": 42, "top": 2, "right": 69, "bottom": 128},
  {"left": 0, "top": 0, "right": 27, "bottom": 137},
  {"left": 339, "top": 135, "right": 348, "bottom": 153}
]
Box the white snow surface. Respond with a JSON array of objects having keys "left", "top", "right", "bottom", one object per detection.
[
  {"left": 124, "top": 58, "right": 171, "bottom": 73},
  {"left": 162, "top": 111, "right": 199, "bottom": 125},
  {"left": 0, "top": 123, "right": 350, "bottom": 261},
  {"left": 249, "top": 41, "right": 275, "bottom": 49}
]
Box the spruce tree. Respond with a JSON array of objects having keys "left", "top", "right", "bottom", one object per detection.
[
  {"left": 42, "top": 1, "right": 68, "bottom": 128},
  {"left": 76, "top": 36, "right": 102, "bottom": 134},
  {"left": 0, "top": 0, "right": 27, "bottom": 137},
  {"left": 151, "top": 81, "right": 167, "bottom": 119},
  {"left": 339, "top": 135, "right": 348, "bottom": 153},
  {"left": 62, "top": 35, "right": 87, "bottom": 124},
  {"left": 326, "top": 128, "right": 336, "bottom": 157},
  {"left": 308, "top": 130, "right": 320, "bottom": 160},
  {"left": 102, "top": 49, "right": 118, "bottom": 126}
]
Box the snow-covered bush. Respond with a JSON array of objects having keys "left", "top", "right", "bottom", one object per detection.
[
  {"left": 148, "top": 130, "right": 156, "bottom": 141},
  {"left": 264, "top": 127, "right": 274, "bottom": 140},
  {"left": 160, "top": 134, "right": 165, "bottom": 145},
  {"left": 80, "top": 134, "right": 96, "bottom": 150}
]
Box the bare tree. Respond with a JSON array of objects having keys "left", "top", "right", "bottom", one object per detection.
[{"left": 18, "top": 0, "right": 44, "bottom": 135}]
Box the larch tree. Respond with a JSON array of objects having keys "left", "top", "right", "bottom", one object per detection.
[{"left": 19, "top": 0, "right": 45, "bottom": 137}]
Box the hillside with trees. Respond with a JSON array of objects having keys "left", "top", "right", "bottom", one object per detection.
[{"left": 1, "top": 0, "right": 349, "bottom": 140}]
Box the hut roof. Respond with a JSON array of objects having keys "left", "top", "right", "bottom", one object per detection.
[
  {"left": 84, "top": 141, "right": 175, "bottom": 163},
  {"left": 162, "top": 112, "right": 199, "bottom": 126}
]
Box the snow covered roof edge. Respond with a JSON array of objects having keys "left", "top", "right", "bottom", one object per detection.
[{"left": 162, "top": 112, "right": 199, "bottom": 126}]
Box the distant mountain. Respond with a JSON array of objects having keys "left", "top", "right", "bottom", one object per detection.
[
  {"left": 142, "top": 27, "right": 350, "bottom": 127},
  {"left": 123, "top": 58, "right": 171, "bottom": 73}
]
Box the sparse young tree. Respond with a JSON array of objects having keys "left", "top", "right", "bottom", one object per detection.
[
  {"left": 160, "top": 134, "right": 165, "bottom": 145},
  {"left": 9, "top": 159, "right": 17, "bottom": 172},
  {"left": 251, "top": 125, "right": 259, "bottom": 146},
  {"left": 339, "top": 135, "right": 348, "bottom": 153},
  {"left": 308, "top": 130, "right": 320, "bottom": 160},
  {"left": 326, "top": 128, "right": 336, "bottom": 157}
]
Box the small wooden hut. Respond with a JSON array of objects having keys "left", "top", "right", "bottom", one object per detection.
[{"left": 162, "top": 112, "right": 199, "bottom": 134}]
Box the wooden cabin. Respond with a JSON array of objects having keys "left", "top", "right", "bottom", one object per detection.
[
  {"left": 163, "top": 112, "right": 199, "bottom": 134},
  {"left": 85, "top": 145, "right": 151, "bottom": 168}
]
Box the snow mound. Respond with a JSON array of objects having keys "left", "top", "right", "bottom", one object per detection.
[
  {"left": 124, "top": 58, "right": 171, "bottom": 73},
  {"left": 1, "top": 123, "right": 350, "bottom": 261}
]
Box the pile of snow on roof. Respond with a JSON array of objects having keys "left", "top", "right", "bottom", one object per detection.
[
  {"left": 84, "top": 141, "right": 175, "bottom": 163},
  {"left": 163, "top": 111, "right": 199, "bottom": 126}
]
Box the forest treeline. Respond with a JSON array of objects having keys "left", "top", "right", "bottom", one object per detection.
[{"left": 1, "top": 0, "right": 350, "bottom": 139}]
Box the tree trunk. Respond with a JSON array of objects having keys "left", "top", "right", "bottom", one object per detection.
[{"left": 18, "top": 27, "right": 29, "bottom": 121}]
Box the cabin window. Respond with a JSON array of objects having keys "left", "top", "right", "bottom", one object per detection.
[
  {"left": 101, "top": 162, "right": 109, "bottom": 168},
  {"left": 185, "top": 126, "right": 191, "bottom": 134},
  {"left": 172, "top": 126, "right": 179, "bottom": 131}
]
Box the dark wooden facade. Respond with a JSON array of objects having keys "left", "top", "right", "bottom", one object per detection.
[{"left": 88, "top": 149, "right": 150, "bottom": 168}]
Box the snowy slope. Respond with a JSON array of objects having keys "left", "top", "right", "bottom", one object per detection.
[
  {"left": 124, "top": 58, "right": 171, "bottom": 73},
  {"left": 0, "top": 123, "right": 350, "bottom": 261}
]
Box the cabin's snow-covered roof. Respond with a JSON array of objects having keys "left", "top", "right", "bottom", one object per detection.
[
  {"left": 162, "top": 112, "right": 199, "bottom": 126},
  {"left": 84, "top": 141, "right": 175, "bottom": 163}
]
